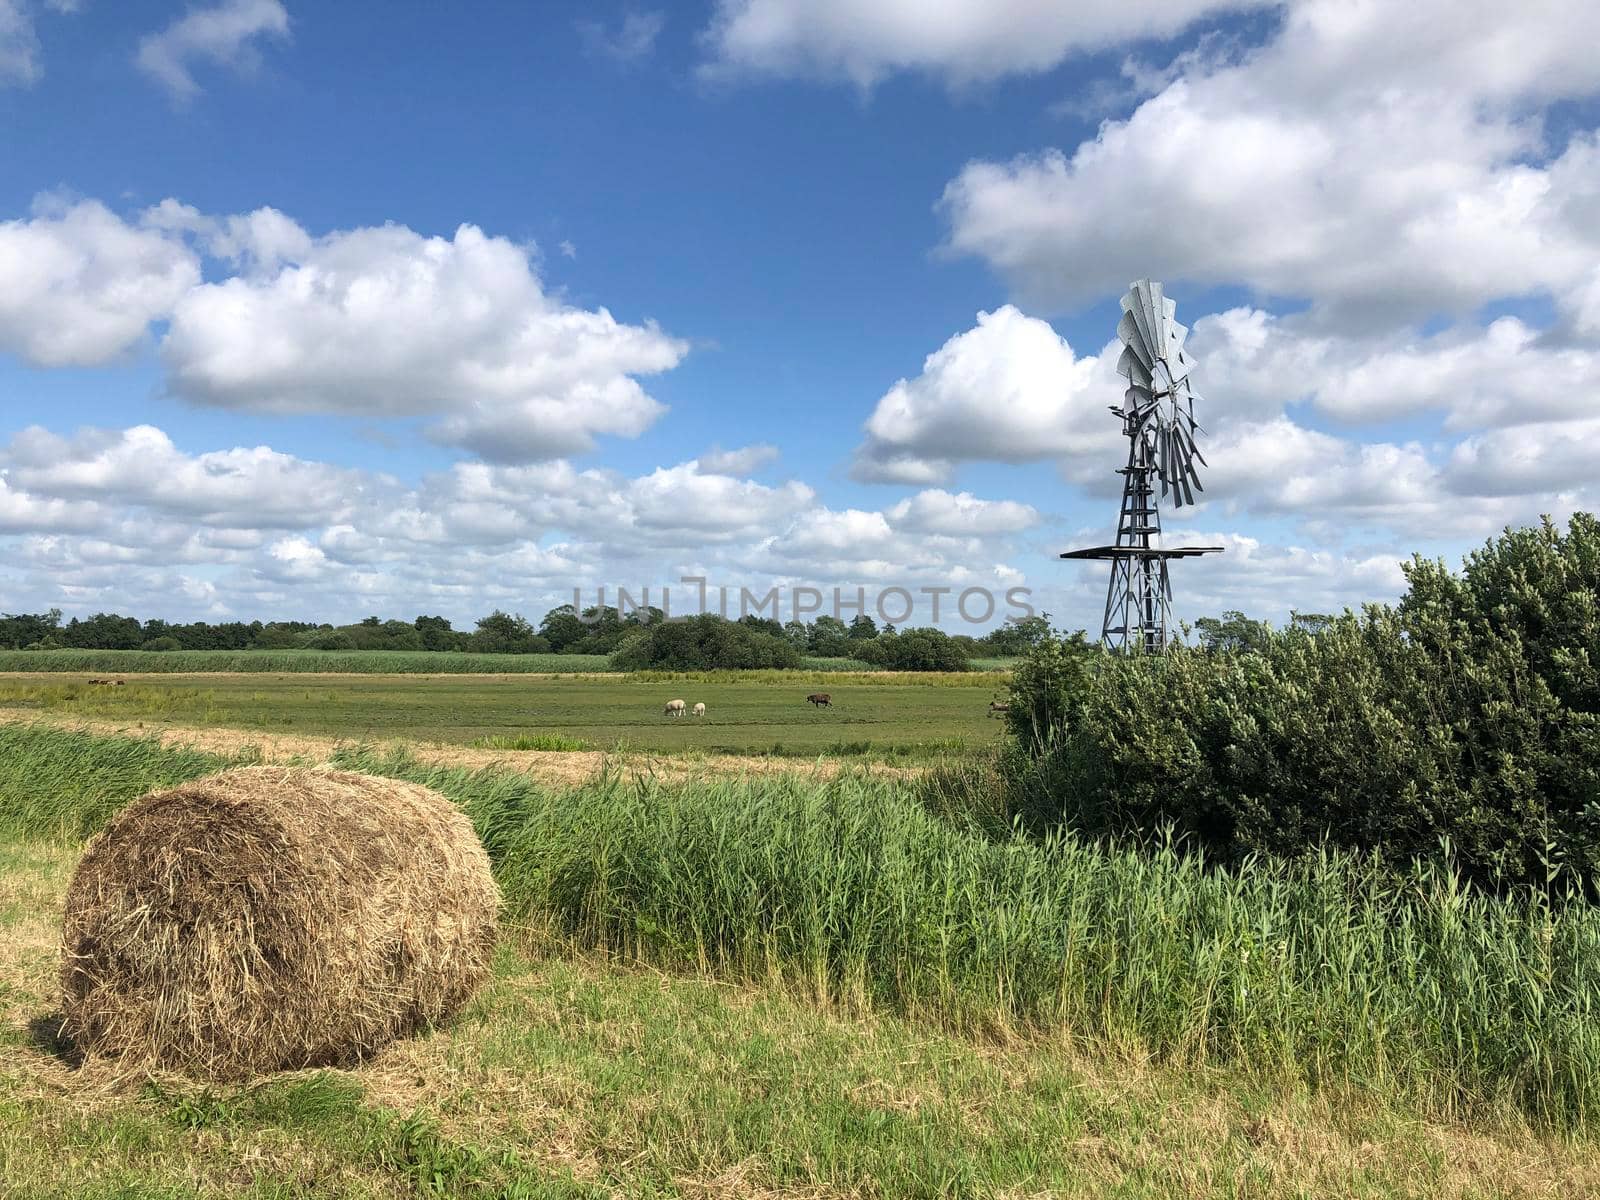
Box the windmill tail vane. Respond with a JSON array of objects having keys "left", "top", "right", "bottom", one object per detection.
[{"left": 1061, "top": 279, "right": 1223, "bottom": 654}]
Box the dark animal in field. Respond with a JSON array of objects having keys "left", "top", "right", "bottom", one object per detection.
[
  {"left": 806, "top": 693, "right": 831, "bottom": 707},
  {"left": 87, "top": 679, "right": 126, "bottom": 686},
  {"left": 988, "top": 701, "right": 1010, "bottom": 717}
]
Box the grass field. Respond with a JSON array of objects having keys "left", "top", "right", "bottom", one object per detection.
[
  {"left": 2, "top": 724, "right": 1598, "bottom": 1196},
  {"left": 0, "top": 648, "right": 1018, "bottom": 676},
  {"left": 0, "top": 671, "right": 1012, "bottom": 758}
]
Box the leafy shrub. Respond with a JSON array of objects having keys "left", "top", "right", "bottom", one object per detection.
[
  {"left": 140, "top": 636, "right": 183, "bottom": 651},
  {"left": 1007, "top": 514, "right": 1600, "bottom": 892},
  {"left": 860, "top": 627, "right": 970, "bottom": 672},
  {"left": 609, "top": 613, "right": 803, "bottom": 671}
]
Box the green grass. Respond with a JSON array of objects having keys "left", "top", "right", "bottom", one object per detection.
[
  {"left": 9, "top": 939, "right": 1583, "bottom": 1198},
  {"left": 7, "top": 722, "right": 1600, "bottom": 1130},
  {"left": 0, "top": 648, "right": 617, "bottom": 674},
  {"left": 0, "top": 671, "right": 1011, "bottom": 757},
  {"left": 0, "top": 649, "right": 1007, "bottom": 677}
]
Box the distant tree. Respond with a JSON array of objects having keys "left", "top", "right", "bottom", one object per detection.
[
  {"left": 141, "top": 636, "right": 183, "bottom": 651},
  {"left": 808, "top": 615, "right": 851, "bottom": 657},
  {"left": 782, "top": 620, "right": 810, "bottom": 649},
  {"left": 847, "top": 614, "right": 878, "bottom": 640},
  {"left": 983, "top": 614, "right": 1054, "bottom": 656},
  {"left": 1194, "top": 610, "right": 1273, "bottom": 655},
  {"left": 413, "top": 614, "right": 462, "bottom": 651},
  {"left": 61, "top": 613, "right": 143, "bottom": 650},
  {"left": 872, "top": 627, "right": 970, "bottom": 672},
  {"left": 610, "top": 613, "right": 802, "bottom": 671},
  {"left": 739, "top": 614, "right": 784, "bottom": 638},
  {"left": 0, "top": 609, "right": 61, "bottom": 649},
  {"left": 538, "top": 605, "right": 589, "bottom": 652},
  {"left": 468, "top": 610, "right": 544, "bottom": 654},
  {"left": 1289, "top": 611, "right": 1336, "bottom": 635}
]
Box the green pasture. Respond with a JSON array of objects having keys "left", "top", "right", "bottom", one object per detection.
[{"left": 0, "top": 670, "right": 1012, "bottom": 757}]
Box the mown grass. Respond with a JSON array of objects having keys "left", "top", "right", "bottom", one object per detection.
[
  {"left": 10, "top": 935, "right": 1586, "bottom": 1198},
  {"left": 6, "top": 722, "right": 1600, "bottom": 1131}
]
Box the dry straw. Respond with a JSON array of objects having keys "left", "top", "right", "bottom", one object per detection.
[{"left": 59, "top": 766, "right": 501, "bottom": 1079}]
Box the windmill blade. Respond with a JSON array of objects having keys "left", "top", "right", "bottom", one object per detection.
[
  {"left": 1116, "top": 311, "right": 1152, "bottom": 371},
  {"left": 1117, "top": 344, "right": 1152, "bottom": 385}
]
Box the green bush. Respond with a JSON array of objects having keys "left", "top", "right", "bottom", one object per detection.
[
  {"left": 866, "top": 626, "right": 970, "bottom": 672},
  {"left": 140, "top": 636, "right": 183, "bottom": 651},
  {"left": 1008, "top": 514, "right": 1600, "bottom": 892},
  {"left": 608, "top": 613, "right": 803, "bottom": 671}
]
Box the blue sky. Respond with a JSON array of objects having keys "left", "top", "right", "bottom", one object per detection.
[{"left": 2, "top": 1, "right": 1597, "bottom": 635}]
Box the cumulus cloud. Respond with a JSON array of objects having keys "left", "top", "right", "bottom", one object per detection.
[
  {"left": 136, "top": 0, "right": 290, "bottom": 102},
  {"left": 0, "top": 198, "right": 200, "bottom": 366},
  {"left": 700, "top": 0, "right": 1272, "bottom": 87},
  {"left": 941, "top": 2, "right": 1600, "bottom": 328},
  {"left": 852, "top": 306, "right": 1124, "bottom": 483},
  {"left": 0, "top": 424, "right": 372, "bottom": 528},
  {"left": 160, "top": 214, "right": 688, "bottom": 461},
  {"left": 0, "top": 423, "right": 1045, "bottom": 625},
  {"left": 1193, "top": 309, "right": 1600, "bottom": 430},
  {"left": 885, "top": 489, "right": 1039, "bottom": 536}
]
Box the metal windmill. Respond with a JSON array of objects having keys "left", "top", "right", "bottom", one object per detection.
[{"left": 1062, "top": 280, "right": 1222, "bottom": 653}]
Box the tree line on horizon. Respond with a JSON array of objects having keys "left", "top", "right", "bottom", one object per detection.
[{"left": 0, "top": 605, "right": 1062, "bottom": 672}]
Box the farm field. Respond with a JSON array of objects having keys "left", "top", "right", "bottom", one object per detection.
[
  {"left": 0, "top": 670, "right": 1011, "bottom": 758},
  {"left": 3, "top": 723, "right": 1598, "bottom": 1198},
  {"left": 0, "top": 648, "right": 1020, "bottom": 676}
]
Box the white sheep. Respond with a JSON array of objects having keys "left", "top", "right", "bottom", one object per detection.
[
  {"left": 692, "top": 702, "right": 706, "bottom": 717},
  {"left": 664, "top": 698, "right": 686, "bottom": 717}
]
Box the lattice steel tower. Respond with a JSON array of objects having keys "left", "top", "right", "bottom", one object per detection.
[{"left": 1062, "top": 280, "right": 1221, "bottom": 653}]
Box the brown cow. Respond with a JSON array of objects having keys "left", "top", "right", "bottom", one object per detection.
[{"left": 806, "top": 692, "right": 831, "bottom": 707}]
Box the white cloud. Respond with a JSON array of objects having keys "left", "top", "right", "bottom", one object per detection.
[
  {"left": 0, "top": 424, "right": 1045, "bottom": 625},
  {"left": 852, "top": 306, "right": 1124, "bottom": 483},
  {"left": 136, "top": 0, "right": 290, "bottom": 102},
  {"left": 696, "top": 443, "right": 778, "bottom": 475},
  {"left": 700, "top": 0, "right": 1272, "bottom": 87},
  {"left": 1192, "top": 308, "right": 1600, "bottom": 430},
  {"left": 1445, "top": 420, "right": 1600, "bottom": 499},
  {"left": 0, "top": 0, "right": 40, "bottom": 85},
  {"left": 0, "top": 198, "right": 200, "bottom": 366},
  {"left": 159, "top": 213, "right": 689, "bottom": 461},
  {"left": 578, "top": 10, "right": 664, "bottom": 63},
  {"left": 941, "top": 3, "right": 1600, "bottom": 327},
  {"left": 1, "top": 424, "right": 371, "bottom": 528},
  {"left": 886, "top": 489, "right": 1039, "bottom": 536}
]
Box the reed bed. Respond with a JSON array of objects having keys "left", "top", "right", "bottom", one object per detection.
[{"left": 6, "top": 723, "right": 1600, "bottom": 1127}]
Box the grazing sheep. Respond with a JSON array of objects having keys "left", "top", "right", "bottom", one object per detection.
[
  {"left": 805, "top": 693, "right": 831, "bottom": 707},
  {"left": 692, "top": 702, "right": 706, "bottom": 717},
  {"left": 664, "top": 698, "right": 686, "bottom": 717}
]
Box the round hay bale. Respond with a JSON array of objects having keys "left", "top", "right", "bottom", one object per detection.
[{"left": 59, "top": 766, "right": 500, "bottom": 1079}]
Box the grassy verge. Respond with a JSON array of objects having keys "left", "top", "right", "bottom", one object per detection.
[{"left": 6, "top": 723, "right": 1600, "bottom": 1131}]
